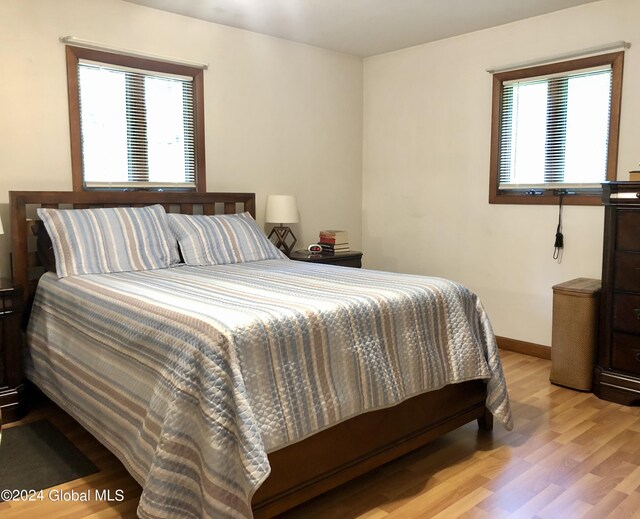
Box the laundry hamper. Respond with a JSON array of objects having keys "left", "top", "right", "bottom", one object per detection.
[{"left": 550, "top": 278, "right": 601, "bottom": 391}]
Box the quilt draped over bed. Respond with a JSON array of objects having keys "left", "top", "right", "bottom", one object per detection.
[{"left": 26, "top": 260, "right": 512, "bottom": 519}]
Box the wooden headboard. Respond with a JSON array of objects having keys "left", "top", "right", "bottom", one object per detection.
[{"left": 10, "top": 191, "right": 256, "bottom": 305}]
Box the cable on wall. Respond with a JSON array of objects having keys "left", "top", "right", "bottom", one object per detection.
[{"left": 553, "top": 194, "right": 564, "bottom": 263}]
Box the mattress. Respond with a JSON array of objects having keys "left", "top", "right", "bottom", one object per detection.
[{"left": 26, "top": 260, "right": 512, "bottom": 518}]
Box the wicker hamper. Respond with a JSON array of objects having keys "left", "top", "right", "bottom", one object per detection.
[{"left": 550, "top": 278, "right": 601, "bottom": 391}]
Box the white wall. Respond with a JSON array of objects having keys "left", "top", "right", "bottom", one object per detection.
[
  {"left": 2, "top": 0, "right": 637, "bottom": 349},
  {"left": 0, "top": 0, "right": 363, "bottom": 278},
  {"left": 363, "top": 0, "right": 640, "bottom": 347}
]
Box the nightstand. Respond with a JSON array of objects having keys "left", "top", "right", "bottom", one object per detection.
[
  {"left": 0, "top": 279, "right": 24, "bottom": 423},
  {"left": 289, "top": 250, "right": 363, "bottom": 268}
]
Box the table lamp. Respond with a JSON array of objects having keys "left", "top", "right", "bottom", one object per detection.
[{"left": 265, "top": 195, "right": 299, "bottom": 255}]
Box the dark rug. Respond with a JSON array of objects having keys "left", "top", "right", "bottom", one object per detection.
[{"left": 0, "top": 419, "right": 99, "bottom": 498}]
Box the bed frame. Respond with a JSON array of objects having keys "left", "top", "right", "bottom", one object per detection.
[{"left": 9, "top": 190, "right": 492, "bottom": 518}]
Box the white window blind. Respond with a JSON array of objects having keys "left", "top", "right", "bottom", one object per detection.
[
  {"left": 77, "top": 60, "right": 196, "bottom": 189},
  {"left": 498, "top": 65, "right": 613, "bottom": 191}
]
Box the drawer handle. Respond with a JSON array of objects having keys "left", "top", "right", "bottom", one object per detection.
[
  {"left": 636, "top": 352, "right": 640, "bottom": 363},
  {"left": 635, "top": 308, "right": 640, "bottom": 320},
  {"left": 636, "top": 192, "right": 640, "bottom": 199}
]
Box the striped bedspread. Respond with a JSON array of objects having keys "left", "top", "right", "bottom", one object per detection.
[{"left": 26, "top": 260, "right": 512, "bottom": 518}]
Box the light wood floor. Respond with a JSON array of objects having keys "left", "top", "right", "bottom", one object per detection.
[{"left": 2, "top": 350, "right": 640, "bottom": 518}]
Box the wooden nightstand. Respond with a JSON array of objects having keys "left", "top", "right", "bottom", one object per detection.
[
  {"left": 0, "top": 278, "right": 24, "bottom": 423},
  {"left": 289, "top": 250, "right": 363, "bottom": 268},
  {"left": 594, "top": 182, "right": 640, "bottom": 405}
]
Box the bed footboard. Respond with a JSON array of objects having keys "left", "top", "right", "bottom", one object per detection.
[{"left": 253, "top": 379, "right": 489, "bottom": 518}]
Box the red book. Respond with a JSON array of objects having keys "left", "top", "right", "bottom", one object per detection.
[
  {"left": 319, "top": 230, "right": 348, "bottom": 243},
  {"left": 319, "top": 237, "right": 348, "bottom": 245}
]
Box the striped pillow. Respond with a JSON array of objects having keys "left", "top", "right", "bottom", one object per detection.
[
  {"left": 38, "top": 205, "right": 180, "bottom": 278},
  {"left": 167, "top": 212, "right": 288, "bottom": 265}
]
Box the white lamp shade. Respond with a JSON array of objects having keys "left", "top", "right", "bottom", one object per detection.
[{"left": 265, "top": 195, "right": 299, "bottom": 224}]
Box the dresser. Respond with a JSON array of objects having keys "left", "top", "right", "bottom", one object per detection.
[
  {"left": 593, "top": 181, "right": 640, "bottom": 405},
  {"left": 0, "top": 279, "right": 24, "bottom": 422}
]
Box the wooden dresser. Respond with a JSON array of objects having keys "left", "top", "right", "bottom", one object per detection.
[
  {"left": 594, "top": 181, "right": 640, "bottom": 405},
  {"left": 0, "top": 279, "right": 24, "bottom": 422}
]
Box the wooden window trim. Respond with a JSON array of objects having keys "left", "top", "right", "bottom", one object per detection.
[
  {"left": 489, "top": 51, "right": 624, "bottom": 206},
  {"left": 66, "top": 46, "right": 206, "bottom": 192}
]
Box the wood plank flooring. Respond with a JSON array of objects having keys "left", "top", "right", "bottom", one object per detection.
[{"left": 2, "top": 350, "right": 640, "bottom": 518}]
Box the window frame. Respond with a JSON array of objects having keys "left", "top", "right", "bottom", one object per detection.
[
  {"left": 66, "top": 45, "right": 206, "bottom": 192},
  {"left": 489, "top": 51, "right": 624, "bottom": 206}
]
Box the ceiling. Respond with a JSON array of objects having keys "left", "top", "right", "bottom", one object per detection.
[{"left": 124, "top": 0, "right": 601, "bottom": 57}]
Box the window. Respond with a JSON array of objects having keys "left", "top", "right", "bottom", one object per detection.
[
  {"left": 489, "top": 52, "right": 623, "bottom": 205},
  {"left": 66, "top": 46, "right": 206, "bottom": 191}
]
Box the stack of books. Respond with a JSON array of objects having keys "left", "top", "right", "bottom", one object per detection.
[{"left": 319, "top": 230, "right": 349, "bottom": 254}]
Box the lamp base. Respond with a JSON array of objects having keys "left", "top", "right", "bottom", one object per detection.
[{"left": 268, "top": 226, "right": 297, "bottom": 256}]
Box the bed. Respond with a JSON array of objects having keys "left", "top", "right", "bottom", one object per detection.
[{"left": 10, "top": 190, "right": 512, "bottom": 519}]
